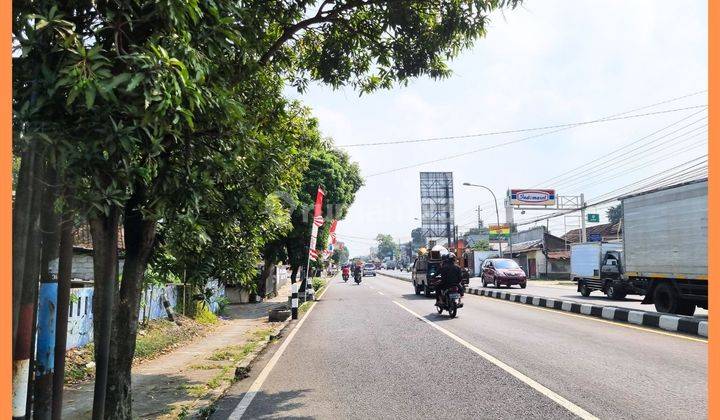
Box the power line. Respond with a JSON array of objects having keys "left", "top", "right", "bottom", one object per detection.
[
  {"left": 344, "top": 90, "right": 707, "bottom": 147},
  {"left": 513, "top": 157, "right": 707, "bottom": 227},
  {"left": 365, "top": 105, "right": 707, "bottom": 177},
  {"left": 532, "top": 110, "right": 707, "bottom": 187},
  {"left": 463, "top": 109, "right": 708, "bottom": 215},
  {"left": 554, "top": 130, "right": 707, "bottom": 193}
]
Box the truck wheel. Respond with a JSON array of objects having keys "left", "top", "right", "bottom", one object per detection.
[
  {"left": 605, "top": 283, "right": 626, "bottom": 300},
  {"left": 580, "top": 284, "right": 591, "bottom": 297},
  {"left": 676, "top": 300, "right": 696, "bottom": 316},
  {"left": 653, "top": 283, "right": 679, "bottom": 314}
]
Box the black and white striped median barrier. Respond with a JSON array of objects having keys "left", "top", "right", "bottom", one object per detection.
[{"left": 291, "top": 282, "right": 299, "bottom": 320}]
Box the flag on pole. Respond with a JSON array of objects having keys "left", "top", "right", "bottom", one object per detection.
[
  {"left": 329, "top": 219, "right": 338, "bottom": 244},
  {"left": 306, "top": 187, "right": 326, "bottom": 267}
]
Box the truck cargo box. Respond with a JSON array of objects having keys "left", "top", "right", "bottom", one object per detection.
[
  {"left": 570, "top": 242, "right": 623, "bottom": 279},
  {"left": 621, "top": 179, "right": 707, "bottom": 277}
]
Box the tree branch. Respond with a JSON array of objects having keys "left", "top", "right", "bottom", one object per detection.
[{"left": 257, "top": 0, "right": 392, "bottom": 66}]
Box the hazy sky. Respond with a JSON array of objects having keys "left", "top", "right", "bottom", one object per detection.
[{"left": 288, "top": 0, "right": 708, "bottom": 257}]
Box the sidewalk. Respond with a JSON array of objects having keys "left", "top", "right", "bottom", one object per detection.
[{"left": 62, "top": 282, "right": 293, "bottom": 419}]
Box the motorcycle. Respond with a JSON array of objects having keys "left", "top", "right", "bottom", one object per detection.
[
  {"left": 435, "top": 285, "right": 463, "bottom": 318},
  {"left": 342, "top": 272, "right": 349, "bottom": 282},
  {"left": 354, "top": 271, "right": 362, "bottom": 284}
]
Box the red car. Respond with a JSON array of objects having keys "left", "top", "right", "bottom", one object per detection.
[{"left": 481, "top": 258, "right": 527, "bottom": 289}]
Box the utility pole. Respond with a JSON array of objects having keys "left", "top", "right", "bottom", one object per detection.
[
  {"left": 505, "top": 197, "right": 514, "bottom": 257},
  {"left": 462, "top": 183, "right": 502, "bottom": 255},
  {"left": 580, "top": 193, "right": 587, "bottom": 243}
]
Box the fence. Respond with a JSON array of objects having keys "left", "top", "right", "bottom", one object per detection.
[{"left": 64, "top": 281, "right": 225, "bottom": 350}]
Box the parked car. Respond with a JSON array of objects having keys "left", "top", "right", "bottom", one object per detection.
[
  {"left": 363, "top": 263, "right": 377, "bottom": 277},
  {"left": 481, "top": 258, "right": 527, "bottom": 288}
]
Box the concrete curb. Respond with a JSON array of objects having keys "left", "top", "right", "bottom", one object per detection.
[
  {"left": 465, "top": 287, "right": 708, "bottom": 338},
  {"left": 379, "top": 272, "right": 412, "bottom": 282},
  {"left": 233, "top": 316, "right": 293, "bottom": 379}
]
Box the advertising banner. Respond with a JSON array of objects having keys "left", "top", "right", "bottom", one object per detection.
[{"left": 509, "top": 189, "right": 556, "bottom": 206}]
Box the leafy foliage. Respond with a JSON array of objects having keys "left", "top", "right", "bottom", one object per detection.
[
  {"left": 375, "top": 234, "right": 399, "bottom": 259},
  {"left": 470, "top": 240, "right": 491, "bottom": 251},
  {"left": 606, "top": 204, "right": 623, "bottom": 224}
]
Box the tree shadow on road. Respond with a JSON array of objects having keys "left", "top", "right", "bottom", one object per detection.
[
  {"left": 399, "top": 294, "right": 433, "bottom": 301},
  {"left": 212, "top": 389, "right": 311, "bottom": 419}
]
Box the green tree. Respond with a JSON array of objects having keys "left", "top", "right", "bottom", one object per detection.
[
  {"left": 376, "top": 234, "right": 400, "bottom": 259},
  {"left": 280, "top": 145, "right": 363, "bottom": 280},
  {"left": 607, "top": 204, "right": 623, "bottom": 224},
  {"left": 13, "top": 1, "right": 521, "bottom": 416},
  {"left": 471, "top": 240, "right": 492, "bottom": 251},
  {"left": 411, "top": 227, "right": 426, "bottom": 251},
  {"left": 331, "top": 246, "right": 350, "bottom": 265}
]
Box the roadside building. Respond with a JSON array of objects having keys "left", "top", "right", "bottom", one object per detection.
[
  {"left": 562, "top": 222, "right": 622, "bottom": 244},
  {"left": 501, "top": 226, "right": 570, "bottom": 279},
  {"left": 49, "top": 223, "right": 126, "bottom": 287}
]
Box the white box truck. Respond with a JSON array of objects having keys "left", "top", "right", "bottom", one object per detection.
[{"left": 571, "top": 178, "right": 707, "bottom": 315}]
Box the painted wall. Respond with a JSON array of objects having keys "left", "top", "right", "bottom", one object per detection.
[
  {"left": 64, "top": 282, "right": 225, "bottom": 350},
  {"left": 49, "top": 253, "right": 125, "bottom": 282}
]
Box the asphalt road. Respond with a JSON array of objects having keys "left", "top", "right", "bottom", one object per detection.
[
  {"left": 213, "top": 273, "right": 707, "bottom": 419},
  {"left": 380, "top": 270, "right": 709, "bottom": 318}
]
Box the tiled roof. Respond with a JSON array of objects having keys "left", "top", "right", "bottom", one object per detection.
[
  {"left": 562, "top": 222, "right": 621, "bottom": 244},
  {"left": 547, "top": 250, "right": 570, "bottom": 260},
  {"left": 73, "top": 223, "right": 126, "bottom": 251}
]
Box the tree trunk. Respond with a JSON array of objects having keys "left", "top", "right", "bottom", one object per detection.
[
  {"left": 258, "top": 259, "right": 275, "bottom": 298},
  {"left": 12, "top": 147, "right": 40, "bottom": 345},
  {"left": 102, "top": 200, "right": 157, "bottom": 419},
  {"left": 51, "top": 205, "right": 74, "bottom": 420},
  {"left": 12, "top": 151, "right": 43, "bottom": 420},
  {"left": 33, "top": 166, "right": 61, "bottom": 419},
  {"left": 89, "top": 209, "right": 120, "bottom": 420}
]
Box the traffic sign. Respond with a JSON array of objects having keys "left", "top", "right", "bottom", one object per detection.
[
  {"left": 588, "top": 233, "right": 602, "bottom": 242},
  {"left": 587, "top": 213, "right": 600, "bottom": 223}
]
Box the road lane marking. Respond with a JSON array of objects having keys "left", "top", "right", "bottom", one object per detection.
[
  {"left": 377, "top": 291, "right": 385, "bottom": 296},
  {"left": 392, "top": 300, "right": 598, "bottom": 420},
  {"left": 470, "top": 294, "right": 708, "bottom": 343},
  {"left": 228, "top": 283, "right": 332, "bottom": 419},
  {"left": 380, "top": 273, "right": 708, "bottom": 342}
]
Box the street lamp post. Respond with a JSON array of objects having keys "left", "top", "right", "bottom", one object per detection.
[{"left": 462, "top": 182, "right": 503, "bottom": 255}]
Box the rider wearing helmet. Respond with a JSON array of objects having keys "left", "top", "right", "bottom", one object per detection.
[{"left": 436, "top": 252, "right": 463, "bottom": 304}]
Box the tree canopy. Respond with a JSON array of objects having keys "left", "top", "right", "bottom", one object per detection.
[
  {"left": 376, "top": 234, "right": 400, "bottom": 259},
  {"left": 12, "top": 0, "right": 523, "bottom": 417}
]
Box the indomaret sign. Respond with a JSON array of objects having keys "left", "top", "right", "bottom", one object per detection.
[{"left": 509, "top": 189, "right": 556, "bottom": 206}]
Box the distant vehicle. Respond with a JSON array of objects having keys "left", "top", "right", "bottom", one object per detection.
[
  {"left": 481, "top": 258, "right": 527, "bottom": 289},
  {"left": 363, "top": 263, "right": 377, "bottom": 277},
  {"left": 412, "top": 245, "right": 446, "bottom": 296},
  {"left": 571, "top": 242, "right": 625, "bottom": 298},
  {"left": 572, "top": 179, "right": 707, "bottom": 315},
  {"left": 386, "top": 261, "right": 397, "bottom": 270}
]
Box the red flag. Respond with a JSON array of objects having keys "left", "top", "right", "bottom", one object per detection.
[
  {"left": 313, "top": 187, "right": 325, "bottom": 219},
  {"left": 329, "top": 219, "right": 338, "bottom": 244}
]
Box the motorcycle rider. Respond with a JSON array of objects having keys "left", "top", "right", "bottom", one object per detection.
[
  {"left": 436, "top": 253, "right": 463, "bottom": 306},
  {"left": 342, "top": 264, "right": 350, "bottom": 279},
  {"left": 353, "top": 260, "right": 363, "bottom": 281}
]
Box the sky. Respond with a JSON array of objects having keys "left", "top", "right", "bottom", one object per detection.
[{"left": 287, "top": 0, "right": 708, "bottom": 257}]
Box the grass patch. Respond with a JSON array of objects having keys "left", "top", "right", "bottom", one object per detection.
[
  {"left": 194, "top": 303, "right": 219, "bottom": 325},
  {"left": 299, "top": 278, "right": 327, "bottom": 314},
  {"left": 181, "top": 384, "right": 207, "bottom": 398},
  {"left": 189, "top": 363, "right": 225, "bottom": 370},
  {"left": 208, "top": 341, "right": 258, "bottom": 362},
  {"left": 64, "top": 315, "right": 206, "bottom": 384}
]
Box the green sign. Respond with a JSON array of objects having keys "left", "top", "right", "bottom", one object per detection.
[{"left": 587, "top": 213, "right": 600, "bottom": 223}]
